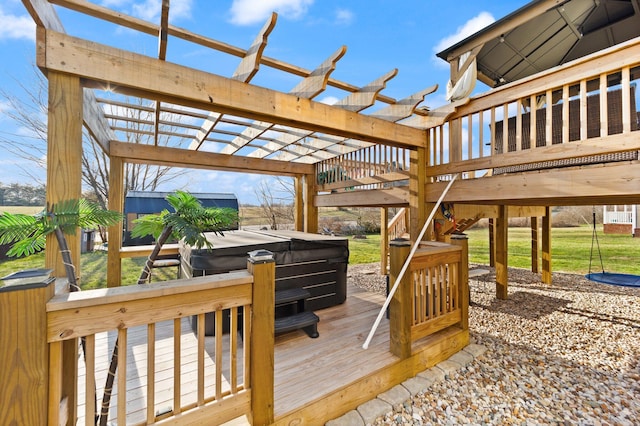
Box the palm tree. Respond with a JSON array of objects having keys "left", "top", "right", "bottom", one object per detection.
[
  {"left": 0, "top": 199, "right": 122, "bottom": 424},
  {"left": 0, "top": 199, "right": 122, "bottom": 290},
  {"left": 99, "top": 190, "right": 237, "bottom": 425},
  {"left": 132, "top": 190, "right": 237, "bottom": 284}
]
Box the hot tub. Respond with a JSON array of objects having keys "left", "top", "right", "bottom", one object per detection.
[{"left": 180, "top": 230, "right": 349, "bottom": 334}]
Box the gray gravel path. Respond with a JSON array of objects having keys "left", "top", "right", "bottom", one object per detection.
[{"left": 348, "top": 263, "right": 640, "bottom": 425}]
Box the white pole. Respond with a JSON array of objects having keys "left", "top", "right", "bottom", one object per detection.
[{"left": 362, "top": 174, "right": 459, "bottom": 349}]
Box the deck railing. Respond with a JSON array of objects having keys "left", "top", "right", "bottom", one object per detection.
[
  {"left": 1, "top": 259, "right": 276, "bottom": 426},
  {"left": 389, "top": 236, "right": 468, "bottom": 358},
  {"left": 426, "top": 37, "right": 640, "bottom": 181},
  {"left": 315, "top": 144, "right": 410, "bottom": 192}
]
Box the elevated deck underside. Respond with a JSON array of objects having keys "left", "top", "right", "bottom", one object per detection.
[{"left": 317, "top": 160, "right": 640, "bottom": 208}]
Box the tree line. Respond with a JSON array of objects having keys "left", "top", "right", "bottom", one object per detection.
[{"left": 0, "top": 182, "right": 46, "bottom": 206}]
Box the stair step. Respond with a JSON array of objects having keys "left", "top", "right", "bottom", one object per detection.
[
  {"left": 275, "top": 311, "right": 319, "bottom": 338},
  {"left": 275, "top": 288, "right": 311, "bottom": 305}
]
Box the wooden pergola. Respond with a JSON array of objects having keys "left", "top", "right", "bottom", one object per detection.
[{"left": 23, "top": 0, "right": 443, "bottom": 287}]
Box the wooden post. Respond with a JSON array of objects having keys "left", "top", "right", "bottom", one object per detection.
[
  {"left": 0, "top": 280, "right": 56, "bottom": 425},
  {"left": 531, "top": 217, "right": 539, "bottom": 274},
  {"left": 303, "top": 174, "right": 318, "bottom": 234},
  {"left": 409, "top": 147, "right": 427, "bottom": 242},
  {"left": 488, "top": 218, "right": 495, "bottom": 267},
  {"left": 380, "top": 207, "right": 389, "bottom": 275},
  {"left": 46, "top": 71, "right": 83, "bottom": 279},
  {"left": 542, "top": 206, "right": 552, "bottom": 284},
  {"left": 46, "top": 70, "right": 83, "bottom": 425},
  {"left": 389, "top": 238, "right": 412, "bottom": 359},
  {"left": 495, "top": 205, "right": 509, "bottom": 299},
  {"left": 294, "top": 175, "right": 304, "bottom": 232},
  {"left": 247, "top": 254, "right": 276, "bottom": 426},
  {"left": 450, "top": 234, "right": 469, "bottom": 331},
  {"left": 107, "top": 156, "right": 124, "bottom": 288}
]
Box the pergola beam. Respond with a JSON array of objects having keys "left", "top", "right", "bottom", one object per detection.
[
  {"left": 110, "top": 141, "right": 314, "bottom": 176},
  {"left": 38, "top": 29, "right": 427, "bottom": 149}
]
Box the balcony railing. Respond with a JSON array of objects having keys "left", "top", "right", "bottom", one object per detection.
[{"left": 426, "top": 37, "right": 640, "bottom": 182}]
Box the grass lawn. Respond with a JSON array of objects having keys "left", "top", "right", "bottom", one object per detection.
[
  {"left": 0, "top": 251, "right": 177, "bottom": 290},
  {"left": 465, "top": 225, "right": 640, "bottom": 275},
  {"left": 3, "top": 225, "right": 638, "bottom": 289}
]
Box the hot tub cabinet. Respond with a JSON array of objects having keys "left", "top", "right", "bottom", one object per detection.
[{"left": 180, "top": 230, "right": 349, "bottom": 334}]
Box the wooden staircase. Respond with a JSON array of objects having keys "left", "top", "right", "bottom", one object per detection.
[{"left": 440, "top": 216, "right": 481, "bottom": 236}]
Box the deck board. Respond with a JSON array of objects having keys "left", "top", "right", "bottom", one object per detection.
[{"left": 75, "top": 283, "right": 394, "bottom": 423}]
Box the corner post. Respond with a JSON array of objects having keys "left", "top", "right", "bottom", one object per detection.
[
  {"left": 450, "top": 234, "right": 469, "bottom": 331},
  {"left": 495, "top": 205, "right": 509, "bottom": 299},
  {"left": 531, "top": 216, "right": 539, "bottom": 274},
  {"left": 542, "top": 206, "right": 552, "bottom": 284},
  {"left": 46, "top": 70, "right": 83, "bottom": 425},
  {"left": 294, "top": 175, "right": 304, "bottom": 232},
  {"left": 0, "top": 280, "right": 56, "bottom": 425},
  {"left": 107, "top": 156, "right": 124, "bottom": 288},
  {"left": 409, "top": 147, "right": 427, "bottom": 242},
  {"left": 389, "top": 238, "right": 412, "bottom": 359},
  {"left": 380, "top": 207, "right": 389, "bottom": 275},
  {"left": 247, "top": 253, "right": 275, "bottom": 425},
  {"left": 303, "top": 174, "right": 318, "bottom": 234}
]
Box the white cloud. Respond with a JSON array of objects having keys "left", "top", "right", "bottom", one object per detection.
[
  {"left": 335, "top": 8, "right": 353, "bottom": 26},
  {"left": 229, "top": 0, "right": 313, "bottom": 26},
  {"left": 433, "top": 11, "right": 495, "bottom": 55},
  {"left": 0, "top": 8, "right": 35, "bottom": 42},
  {"left": 319, "top": 96, "right": 338, "bottom": 105}
]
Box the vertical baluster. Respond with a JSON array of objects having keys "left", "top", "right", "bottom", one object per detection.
[
  {"left": 84, "top": 335, "right": 96, "bottom": 426},
  {"left": 172, "top": 319, "right": 181, "bottom": 414},
  {"left": 621, "top": 66, "right": 631, "bottom": 133},
  {"left": 545, "top": 89, "right": 553, "bottom": 146},
  {"left": 562, "top": 84, "right": 569, "bottom": 143},
  {"left": 530, "top": 95, "right": 537, "bottom": 148},
  {"left": 580, "top": 79, "right": 587, "bottom": 141},
  {"left": 515, "top": 99, "right": 523, "bottom": 151},
  {"left": 503, "top": 103, "right": 509, "bottom": 152},
  {"left": 215, "top": 310, "right": 223, "bottom": 400},
  {"left": 117, "top": 328, "right": 127, "bottom": 424},
  {"left": 196, "top": 314, "right": 205, "bottom": 405},
  {"left": 230, "top": 306, "right": 238, "bottom": 393},
  {"left": 600, "top": 74, "right": 608, "bottom": 137},
  {"left": 243, "top": 303, "right": 251, "bottom": 390},
  {"left": 490, "top": 107, "right": 496, "bottom": 155},
  {"left": 478, "top": 111, "right": 484, "bottom": 158},
  {"left": 146, "top": 324, "right": 156, "bottom": 422}
]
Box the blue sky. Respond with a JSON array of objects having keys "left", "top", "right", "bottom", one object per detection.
[{"left": 0, "top": 0, "right": 529, "bottom": 204}]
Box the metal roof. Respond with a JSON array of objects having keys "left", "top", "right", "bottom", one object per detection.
[{"left": 437, "top": 0, "right": 640, "bottom": 87}]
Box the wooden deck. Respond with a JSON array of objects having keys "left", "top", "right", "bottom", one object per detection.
[{"left": 75, "top": 283, "right": 396, "bottom": 424}]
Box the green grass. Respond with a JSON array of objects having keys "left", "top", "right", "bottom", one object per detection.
[
  {"left": 0, "top": 251, "right": 177, "bottom": 290},
  {"left": 465, "top": 225, "right": 640, "bottom": 275},
  {"left": 347, "top": 234, "right": 382, "bottom": 264},
  {"left": 4, "top": 225, "right": 635, "bottom": 290}
]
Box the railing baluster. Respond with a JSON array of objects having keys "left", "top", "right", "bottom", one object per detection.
[
  {"left": 117, "top": 328, "right": 127, "bottom": 425},
  {"left": 173, "top": 318, "right": 181, "bottom": 414},
  {"left": 600, "top": 74, "right": 608, "bottom": 137},
  {"left": 197, "top": 313, "right": 205, "bottom": 405},
  {"left": 215, "top": 310, "right": 223, "bottom": 400},
  {"left": 147, "top": 323, "right": 156, "bottom": 422},
  {"left": 562, "top": 85, "right": 569, "bottom": 143},
  {"left": 622, "top": 66, "right": 631, "bottom": 133},
  {"left": 230, "top": 306, "right": 239, "bottom": 393},
  {"left": 84, "top": 335, "right": 96, "bottom": 426}
]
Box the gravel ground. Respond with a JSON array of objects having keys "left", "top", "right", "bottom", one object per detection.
[{"left": 347, "top": 263, "right": 640, "bottom": 425}]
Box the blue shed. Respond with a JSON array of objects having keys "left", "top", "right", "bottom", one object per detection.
[{"left": 123, "top": 191, "right": 239, "bottom": 246}]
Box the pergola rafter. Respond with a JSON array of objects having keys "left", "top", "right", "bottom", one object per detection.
[{"left": 26, "top": 0, "right": 438, "bottom": 172}]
